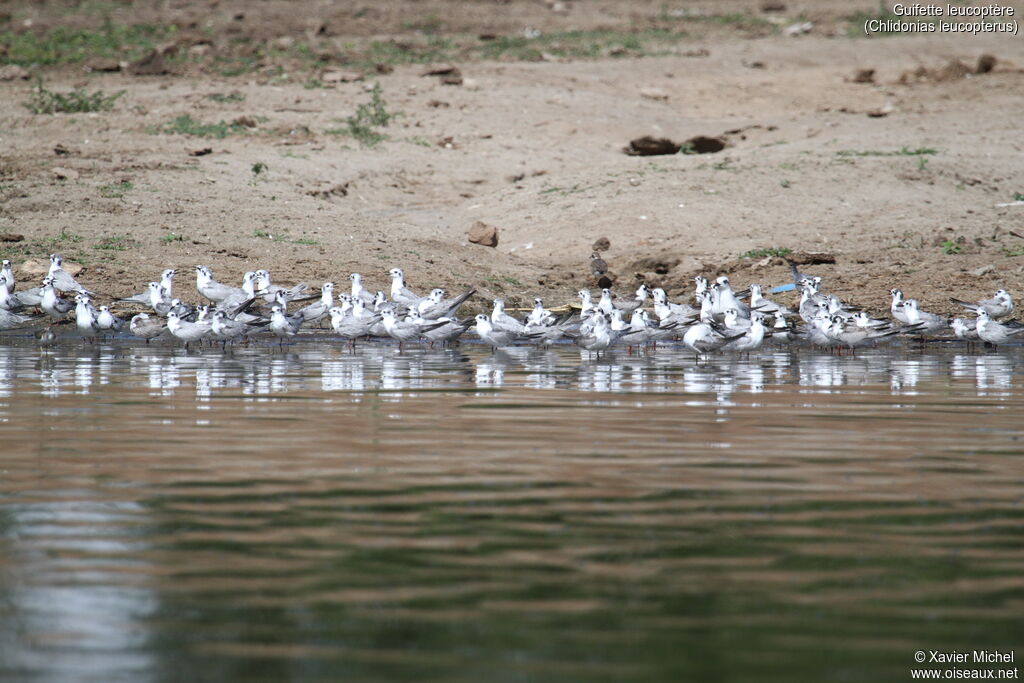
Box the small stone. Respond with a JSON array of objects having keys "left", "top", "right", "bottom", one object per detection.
[
  {"left": 232, "top": 115, "right": 258, "bottom": 128},
  {"left": 129, "top": 49, "right": 168, "bottom": 76},
  {"left": 976, "top": 54, "right": 997, "bottom": 74},
  {"left": 84, "top": 58, "right": 121, "bottom": 72},
  {"left": 640, "top": 87, "right": 669, "bottom": 101},
  {"left": 322, "top": 70, "right": 363, "bottom": 83},
  {"left": 189, "top": 147, "right": 213, "bottom": 157},
  {"left": 468, "top": 221, "right": 498, "bottom": 247},
  {"left": 970, "top": 265, "right": 995, "bottom": 277},
  {"left": 51, "top": 167, "right": 79, "bottom": 181},
  {"left": 440, "top": 73, "right": 463, "bottom": 86},
  {"left": 421, "top": 64, "right": 460, "bottom": 77},
  {"left": 624, "top": 136, "right": 681, "bottom": 156},
  {"left": 784, "top": 21, "right": 813, "bottom": 36},
  {"left": 19, "top": 259, "right": 50, "bottom": 278},
  {"left": 0, "top": 64, "right": 29, "bottom": 81},
  {"left": 851, "top": 68, "right": 875, "bottom": 83},
  {"left": 0, "top": 233, "right": 25, "bottom": 242},
  {"left": 592, "top": 237, "right": 611, "bottom": 252},
  {"left": 760, "top": 0, "right": 786, "bottom": 10}
]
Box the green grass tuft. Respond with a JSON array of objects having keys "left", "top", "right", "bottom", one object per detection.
[
  {"left": 98, "top": 181, "right": 133, "bottom": 198},
  {"left": 940, "top": 240, "right": 962, "bottom": 255},
  {"left": 24, "top": 77, "right": 124, "bottom": 114},
  {"left": 332, "top": 83, "right": 394, "bottom": 146},
  {"left": 94, "top": 234, "right": 137, "bottom": 251},
  {"left": 207, "top": 92, "right": 245, "bottom": 103},
  {"left": 740, "top": 247, "right": 793, "bottom": 259},
  {"left": 154, "top": 114, "right": 248, "bottom": 139}
]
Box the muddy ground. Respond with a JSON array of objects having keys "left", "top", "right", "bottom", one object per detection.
[{"left": 1, "top": 0, "right": 1023, "bottom": 317}]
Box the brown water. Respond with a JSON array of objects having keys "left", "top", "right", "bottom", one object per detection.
[{"left": 1, "top": 341, "right": 1022, "bottom": 681}]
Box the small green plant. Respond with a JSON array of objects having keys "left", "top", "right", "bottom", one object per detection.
[
  {"left": 160, "top": 232, "right": 185, "bottom": 243},
  {"left": 24, "top": 77, "right": 124, "bottom": 114},
  {"left": 98, "top": 181, "right": 133, "bottom": 198},
  {"left": 207, "top": 92, "right": 245, "bottom": 103},
  {"left": 94, "top": 235, "right": 136, "bottom": 251},
  {"left": 940, "top": 240, "right": 962, "bottom": 255},
  {"left": 251, "top": 162, "right": 268, "bottom": 183},
  {"left": 253, "top": 229, "right": 272, "bottom": 239},
  {"left": 405, "top": 136, "right": 433, "bottom": 147},
  {"left": 741, "top": 247, "right": 793, "bottom": 259},
  {"left": 155, "top": 114, "right": 248, "bottom": 139},
  {"left": 1014, "top": 192, "right": 1024, "bottom": 202},
  {"left": 916, "top": 156, "right": 929, "bottom": 171},
  {"left": 780, "top": 179, "right": 791, "bottom": 188},
  {"left": 340, "top": 83, "right": 393, "bottom": 146},
  {"left": 1002, "top": 246, "right": 1024, "bottom": 257},
  {"left": 290, "top": 237, "right": 319, "bottom": 246},
  {"left": 43, "top": 228, "right": 83, "bottom": 246},
  {"left": 485, "top": 275, "right": 522, "bottom": 286}
]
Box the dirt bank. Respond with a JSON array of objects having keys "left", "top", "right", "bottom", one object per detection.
[{"left": 1, "top": 0, "right": 1022, "bottom": 317}]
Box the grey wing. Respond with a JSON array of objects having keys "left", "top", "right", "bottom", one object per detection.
[{"left": 52, "top": 270, "right": 91, "bottom": 294}]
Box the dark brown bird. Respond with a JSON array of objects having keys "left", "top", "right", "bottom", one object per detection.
[{"left": 590, "top": 252, "right": 608, "bottom": 276}]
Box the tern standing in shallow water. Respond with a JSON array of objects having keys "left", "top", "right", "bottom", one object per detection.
[
  {"left": 166, "top": 311, "right": 211, "bottom": 350},
  {"left": 74, "top": 294, "right": 100, "bottom": 341},
  {"left": 270, "top": 304, "right": 304, "bottom": 343},
  {"left": 975, "top": 310, "right": 1024, "bottom": 348},
  {"left": 129, "top": 313, "right": 166, "bottom": 343},
  {"left": 96, "top": 305, "right": 125, "bottom": 334},
  {"left": 381, "top": 309, "right": 445, "bottom": 350},
  {"left": 474, "top": 314, "right": 538, "bottom": 350}
]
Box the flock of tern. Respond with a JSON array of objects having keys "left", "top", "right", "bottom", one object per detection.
[{"left": 1, "top": 254, "right": 1022, "bottom": 354}]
